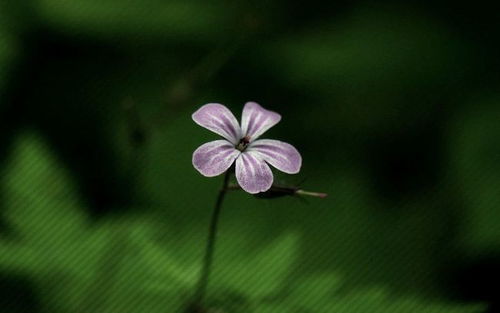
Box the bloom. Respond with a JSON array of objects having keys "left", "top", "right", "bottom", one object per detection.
[{"left": 192, "top": 102, "right": 302, "bottom": 194}]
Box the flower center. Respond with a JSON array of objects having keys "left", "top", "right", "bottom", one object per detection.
[{"left": 236, "top": 136, "right": 251, "bottom": 151}]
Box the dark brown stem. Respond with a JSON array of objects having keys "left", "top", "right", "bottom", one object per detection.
[{"left": 192, "top": 170, "right": 231, "bottom": 307}]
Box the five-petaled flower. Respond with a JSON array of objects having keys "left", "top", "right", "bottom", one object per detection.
[{"left": 192, "top": 102, "right": 302, "bottom": 194}]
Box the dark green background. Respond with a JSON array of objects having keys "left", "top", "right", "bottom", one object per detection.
[{"left": 0, "top": 1, "right": 498, "bottom": 312}]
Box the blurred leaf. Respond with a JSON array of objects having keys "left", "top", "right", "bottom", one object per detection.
[
  {"left": 81, "top": 222, "right": 187, "bottom": 313},
  {"left": 0, "top": 0, "right": 34, "bottom": 101},
  {"left": 0, "top": 132, "right": 107, "bottom": 312},
  {"left": 0, "top": 132, "right": 485, "bottom": 313},
  {"left": 448, "top": 95, "right": 500, "bottom": 252},
  {"left": 35, "top": 0, "right": 239, "bottom": 43},
  {"left": 286, "top": 273, "right": 342, "bottom": 308},
  {"left": 2, "top": 132, "right": 87, "bottom": 247},
  {"left": 0, "top": 131, "right": 299, "bottom": 312},
  {"left": 260, "top": 6, "right": 468, "bottom": 135},
  {"left": 0, "top": 7, "right": 18, "bottom": 97},
  {"left": 0, "top": 133, "right": 188, "bottom": 312},
  {"left": 258, "top": 276, "right": 485, "bottom": 313},
  {"left": 322, "top": 287, "right": 483, "bottom": 313},
  {"left": 0, "top": 133, "right": 88, "bottom": 274},
  {"left": 213, "top": 232, "right": 299, "bottom": 299},
  {"left": 126, "top": 223, "right": 199, "bottom": 289}
]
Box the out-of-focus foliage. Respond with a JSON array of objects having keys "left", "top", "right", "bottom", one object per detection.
[
  {"left": 259, "top": 280, "right": 484, "bottom": 313},
  {"left": 448, "top": 96, "right": 500, "bottom": 253},
  {"left": 0, "top": 133, "right": 293, "bottom": 312},
  {"left": 0, "top": 134, "right": 479, "bottom": 312},
  {"left": 0, "top": 0, "right": 499, "bottom": 311},
  {"left": 261, "top": 6, "right": 467, "bottom": 135},
  {"left": 35, "top": 0, "right": 240, "bottom": 43},
  {"left": 0, "top": 3, "right": 18, "bottom": 97},
  {"left": 0, "top": 134, "right": 486, "bottom": 312}
]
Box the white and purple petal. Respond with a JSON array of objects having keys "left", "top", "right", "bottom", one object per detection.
[
  {"left": 192, "top": 103, "right": 242, "bottom": 144},
  {"left": 235, "top": 151, "right": 273, "bottom": 194},
  {"left": 248, "top": 139, "right": 302, "bottom": 174},
  {"left": 193, "top": 140, "right": 240, "bottom": 177},
  {"left": 241, "top": 102, "right": 281, "bottom": 141}
]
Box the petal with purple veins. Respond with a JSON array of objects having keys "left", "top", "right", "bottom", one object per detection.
[
  {"left": 193, "top": 140, "right": 240, "bottom": 177},
  {"left": 235, "top": 151, "right": 274, "bottom": 194},
  {"left": 248, "top": 139, "right": 302, "bottom": 174},
  {"left": 192, "top": 103, "right": 242, "bottom": 144},
  {"left": 241, "top": 102, "right": 281, "bottom": 141}
]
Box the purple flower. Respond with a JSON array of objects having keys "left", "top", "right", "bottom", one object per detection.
[{"left": 192, "top": 102, "right": 302, "bottom": 194}]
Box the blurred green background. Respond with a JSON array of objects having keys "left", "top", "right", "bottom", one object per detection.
[{"left": 0, "top": 0, "right": 499, "bottom": 312}]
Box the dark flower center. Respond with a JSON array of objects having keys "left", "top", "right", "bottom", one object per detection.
[{"left": 236, "top": 136, "right": 251, "bottom": 151}]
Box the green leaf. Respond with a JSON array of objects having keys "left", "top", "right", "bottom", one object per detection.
[
  {"left": 0, "top": 133, "right": 192, "bottom": 312},
  {"left": 328, "top": 287, "right": 484, "bottom": 313},
  {"left": 213, "top": 232, "right": 299, "bottom": 299},
  {"left": 0, "top": 8, "right": 18, "bottom": 96},
  {"left": 79, "top": 222, "right": 188, "bottom": 313},
  {"left": 35, "top": 0, "right": 238, "bottom": 43},
  {"left": 448, "top": 96, "right": 500, "bottom": 252},
  {"left": 126, "top": 222, "right": 199, "bottom": 289},
  {"left": 0, "top": 132, "right": 89, "bottom": 278},
  {"left": 287, "top": 273, "right": 342, "bottom": 309},
  {"left": 257, "top": 278, "right": 486, "bottom": 313},
  {"left": 2, "top": 132, "right": 87, "bottom": 248},
  {"left": 259, "top": 6, "right": 467, "bottom": 135}
]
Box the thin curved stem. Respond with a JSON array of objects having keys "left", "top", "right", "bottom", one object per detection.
[{"left": 192, "top": 170, "right": 231, "bottom": 306}]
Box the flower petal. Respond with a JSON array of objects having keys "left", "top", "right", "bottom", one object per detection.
[
  {"left": 192, "top": 103, "right": 242, "bottom": 144},
  {"left": 235, "top": 151, "right": 273, "bottom": 194},
  {"left": 193, "top": 140, "right": 240, "bottom": 177},
  {"left": 248, "top": 139, "right": 302, "bottom": 174},
  {"left": 241, "top": 102, "right": 281, "bottom": 141}
]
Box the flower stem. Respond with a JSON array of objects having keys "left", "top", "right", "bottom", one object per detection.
[
  {"left": 192, "top": 170, "right": 231, "bottom": 307},
  {"left": 295, "top": 189, "right": 328, "bottom": 198}
]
